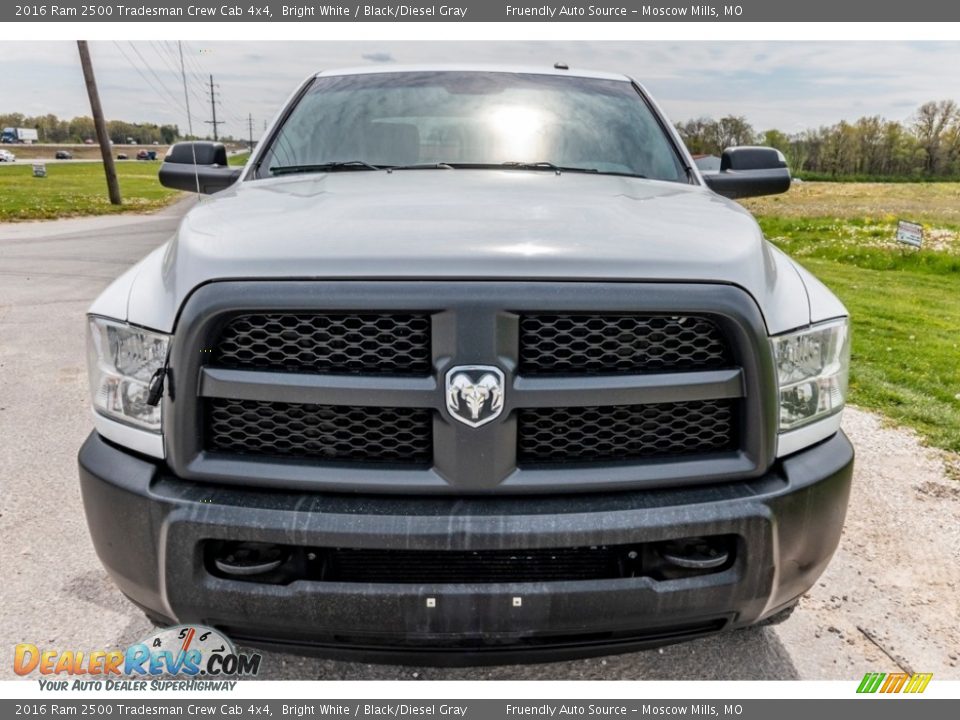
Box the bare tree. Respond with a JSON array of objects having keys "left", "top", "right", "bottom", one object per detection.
[{"left": 913, "top": 100, "right": 958, "bottom": 174}]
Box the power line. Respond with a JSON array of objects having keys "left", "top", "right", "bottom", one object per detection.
[
  {"left": 148, "top": 40, "right": 185, "bottom": 81},
  {"left": 205, "top": 75, "right": 223, "bottom": 141},
  {"left": 151, "top": 40, "right": 208, "bottom": 104},
  {"left": 146, "top": 40, "right": 202, "bottom": 137},
  {"left": 126, "top": 42, "right": 189, "bottom": 115},
  {"left": 113, "top": 41, "right": 187, "bottom": 117},
  {"left": 164, "top": 40, "right": 209, "bottom": 95},
  {"left": 177, "top": 41, "right": 193, "bottom": 137},
  {"left": 180, "top": 41, "right": 210, "bottom": 88},
  {"left": 179, "top": 41, "right": 241, "bottom": 138}
]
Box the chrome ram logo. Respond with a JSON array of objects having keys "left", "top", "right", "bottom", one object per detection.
[{"left": 444, "top": 366, "right": 505, "bottom": 428}]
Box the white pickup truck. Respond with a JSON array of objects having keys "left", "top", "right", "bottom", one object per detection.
[{"left": 80, "top": 65, "right": 853, "bottom": 664}]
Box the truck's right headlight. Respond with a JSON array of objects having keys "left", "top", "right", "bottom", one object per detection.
[
  {"left": 87, "top": 316, "right": 169, "bottom": 432},
  {"left": 770, "top": 318, "right": 850, "bottom": 432}
]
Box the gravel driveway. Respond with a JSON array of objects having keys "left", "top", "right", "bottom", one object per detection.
[{"left": 1, "top": 204, "right": 957, "bottom": 680}]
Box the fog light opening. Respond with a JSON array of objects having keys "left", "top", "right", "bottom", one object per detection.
[
  {"left": 657, "top": 537, "right": 731, "bottom": 571},
  {"left": 213, "top": 542, "right": 288, "bottom": 577}
]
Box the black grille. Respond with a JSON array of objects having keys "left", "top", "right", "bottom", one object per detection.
[
  {"left": 519, "top": 314, "right": 729, "bottom": 375},
  {"left": 518, "top": 400, "right": 736, "bottom": 464},
  {"left": 215, "top": 312, "right": 431, "bottom": 375},
  {"left": 323, "top": 546, "right": 632, "bottom": 583},
  {"left": 205, "top": 535, "right": 736, "bottom": 585},
  {"left": 206, "top": 398, "right": 432, "bottom": 464}
]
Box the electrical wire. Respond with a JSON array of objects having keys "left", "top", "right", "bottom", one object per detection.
[{"left": 112, "top": 41, "right": 188, "bottom": 116}]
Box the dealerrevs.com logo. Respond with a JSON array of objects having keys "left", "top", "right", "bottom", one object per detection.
[{"left": 14, "top": 625, "right": 261, "bottom": 691}]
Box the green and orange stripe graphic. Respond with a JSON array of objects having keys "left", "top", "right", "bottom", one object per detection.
[{"left": 857, "top": 672, "right": 933, "bottom": 694}]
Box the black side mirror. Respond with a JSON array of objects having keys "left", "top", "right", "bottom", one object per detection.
[
  {"left": 159, "top": 141, "right": 242, "bottom": 194},
  {"left": 702, "top": 146, "right": 791, "bottom": 199}
]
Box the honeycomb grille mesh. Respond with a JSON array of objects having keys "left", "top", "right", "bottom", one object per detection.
[
  {"left": 324, "top": 546, "right": 631, "bottom": 584},
  {"left": 215, "top": 313, "right": 431, "bottom": 375},
  {"left": 206, "top": 398, "right": 432, "bottom": 464},
  {"left": 518, "top": 400, "right": 736, "bottom": 464},
  {"left": 519, "top": 314, "right": 729, "bottom": 375}
]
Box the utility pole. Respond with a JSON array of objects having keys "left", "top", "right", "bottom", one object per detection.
[
  {"left": 205, "top": 74, "right": 222, "bottom": 141},
  {"left": 247, "top": 113, "right": 255, "bottom": 152},
  {"left": 178, "top": 41, "right": 193, "bottom": 137},
  {"left": 77, "top": 41, "right": 121, "bottom": 205}
]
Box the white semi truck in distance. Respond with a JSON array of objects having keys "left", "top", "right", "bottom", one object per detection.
[{"left": 1, "top": 127, "right": 40, "bottom": 144}]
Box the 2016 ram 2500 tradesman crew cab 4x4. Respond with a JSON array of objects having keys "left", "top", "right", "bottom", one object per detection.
[{"left": 79, "top": 66, "right": 853, "bottom": 664}]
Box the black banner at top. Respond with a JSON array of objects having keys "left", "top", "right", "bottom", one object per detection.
[{"left": 6, "top": 0, "right": 960, "bottom": 22}]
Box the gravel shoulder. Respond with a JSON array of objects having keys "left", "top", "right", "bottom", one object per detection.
[{"left": 1, "top": 209, "right": 958, "bottom": 681}]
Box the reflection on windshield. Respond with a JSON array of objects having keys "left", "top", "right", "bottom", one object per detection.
[{"left": 256, "top": 72, "right": 687, "bottom": 182}]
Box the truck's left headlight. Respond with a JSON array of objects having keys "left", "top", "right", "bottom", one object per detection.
[
  {"left": 87, "top": 317, "right": 169, "bottom": 432},
  {"left": 771, "top": 318, "right": 850, "bottom": 432}
]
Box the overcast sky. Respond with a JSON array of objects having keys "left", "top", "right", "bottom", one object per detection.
[{"left": 3, "top": 41, "right": 959, "bottom": 138}]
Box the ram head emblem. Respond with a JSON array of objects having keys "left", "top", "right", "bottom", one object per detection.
[{"left": 444, "top": 366, "right": 505, "bottom": 428}]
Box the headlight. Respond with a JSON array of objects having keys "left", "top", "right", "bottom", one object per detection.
[
  {"left": 770, "top": 318, "right": 850, "bottom": 431},
  {"left": 87, "top": 317, "right": 169, "bottom": 432}
]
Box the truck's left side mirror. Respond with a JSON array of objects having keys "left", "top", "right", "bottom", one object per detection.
[
  {"left": 159, "top": 141, "right": 242, "bottom": 194},
  {"left": 702, "top": 146, "right": 791, "bottom": 200}
]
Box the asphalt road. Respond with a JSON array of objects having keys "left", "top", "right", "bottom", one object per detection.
[
  {"left": 1, "top": 201, "right": 957, "bottom": 681},
  {"left": 0, "top": 159, "right": 146, "bottom": 164}
]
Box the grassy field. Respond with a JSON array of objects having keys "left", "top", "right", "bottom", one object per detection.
[
  {"left": 0, "top": 161, "right": 180, "bottom": 221},
  {"left": 743, "top": 183, "right": 960, "bottom": 455}
]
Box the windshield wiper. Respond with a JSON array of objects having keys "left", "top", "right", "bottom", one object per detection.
[
  {"left": 504, "top": 163, "right": 650, "bottom": 179},
  {"left": 386, "top": 162, "right": 454, "bottom": 173},
  {"left": 499, "top": 161, "right": 612, "bottom": 176},
  {"left": 502, "top": 161, "right": 565, "bottom": 175},
  {"left": 270, "top": 160, "right": 382, "bottom": 176}
]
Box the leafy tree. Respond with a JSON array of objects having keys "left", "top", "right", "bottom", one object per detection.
[{"left": 675, "top": 100, "right": 960, "bottom": 178}]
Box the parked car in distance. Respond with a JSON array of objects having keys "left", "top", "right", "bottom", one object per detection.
[
  {"left": 116, "top": 153, "right": 128, "bottom": 160},
  {"left": 55, "top": 150, "right": 73, "bottom": 160},
  {"left": 0, "top": 149, "right": 16, "bottom": 162},
  {"left": 136, "top": 149, "right": 158, "bottom": 161}
]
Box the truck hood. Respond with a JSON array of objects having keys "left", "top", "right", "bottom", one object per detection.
[{"left": 123, "top": 171, "right": 812, "bottom": 333}]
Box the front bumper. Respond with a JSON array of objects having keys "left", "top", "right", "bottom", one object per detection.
[{"left": 78, "top": 430, "right": 853, "bottom": 665}]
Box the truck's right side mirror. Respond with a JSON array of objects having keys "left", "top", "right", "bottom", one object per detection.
[
  {"left": 702, "top": 146, "right": 791, "bottom": 200},
  {"left": 159, "top": 141, "right": 242, "bottom": 194}
]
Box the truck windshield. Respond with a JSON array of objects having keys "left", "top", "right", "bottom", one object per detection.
[{"left": 254, "top": 71, "right": 688, "bottom": 182}]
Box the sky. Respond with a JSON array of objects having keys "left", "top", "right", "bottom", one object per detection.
[{"left": 2, "top": 41, "right": 959, "bottom": 139}]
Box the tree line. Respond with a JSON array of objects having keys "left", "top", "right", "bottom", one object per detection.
[
  {"left": 675, "top": 100, "right": 960, "bottom": 179},
  {"left": 0, "top": 112, "right": 179, "bottom": 146}
]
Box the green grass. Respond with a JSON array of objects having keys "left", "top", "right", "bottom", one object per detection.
[
  {"left": 796, "top": 172, "right": 960, "bottom": 183},
  {"left": 742, "top": 183, "right": 960, "bottom": 454},
  {"left": 228, "top": 152, "right": 250, "bottom": 167},
  {"left": 791, "top": 257, "right": 960, "bottom": 453},
  {"left": 0, "top": 161, "right": 180, "bottom": 221}
]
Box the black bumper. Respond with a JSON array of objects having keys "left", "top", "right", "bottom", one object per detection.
[{"left": 78, "top": 431, "right": 853, "bottom": 665}]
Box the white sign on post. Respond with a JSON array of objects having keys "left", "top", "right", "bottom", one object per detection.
[{"left": 896, "top": 220, "right": 923, "bottom": 248}]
